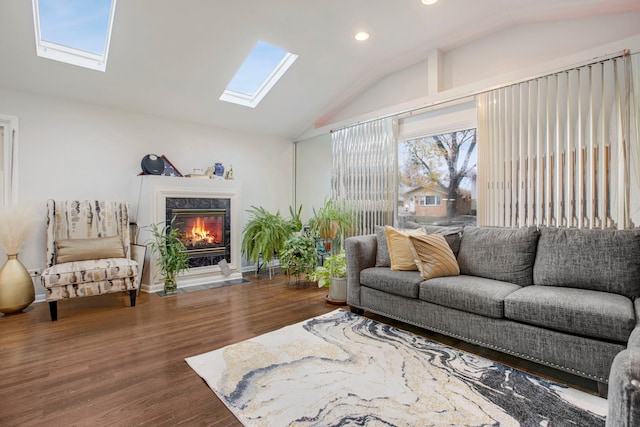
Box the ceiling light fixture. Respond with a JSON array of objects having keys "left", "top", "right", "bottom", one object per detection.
[
  {"left": 354, "top": 32, "right": 370, "bottom": 41},
  {"left": 421, "top": 0, "right": 438, "bottom": 4}
]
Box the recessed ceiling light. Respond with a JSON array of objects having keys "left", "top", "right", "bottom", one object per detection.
[
  {"left": 354, "top": 32, "right": 370, "bottom": 41},
  {"left": 421, "top": 0, "right": 438, "bottom": 4}
]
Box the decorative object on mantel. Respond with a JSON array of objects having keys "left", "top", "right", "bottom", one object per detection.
[
  {"left": 146, "top": 218, "right": 189, "bottom": 295},
  {"left": 140, "top": 154, "right": 183, "bottom": 177},
  {"left": 160, "top": 155, "right": 183, "bottom": 177},
  {"left": 214, "top": 163, "right": 225, "bottom": 177},
  {"left": 140, "top": 154, "right": 165, "bottom": 175},
  {"left": 224, "top": 165, "right": 234, "bottom": 180},
  {"left": 185, "top": 168, "right": 209, "bottom": 179},
  {"left": 0, "top": 205, "right": 38, "bottom": 314}
]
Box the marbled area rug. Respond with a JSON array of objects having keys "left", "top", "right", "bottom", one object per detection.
[{"left": 186, "top": 309, "right": 607, "bottom": 426}]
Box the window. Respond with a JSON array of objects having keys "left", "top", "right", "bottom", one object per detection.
[
  {"left": 32, "top": 0, "right": 117, "bottom": 72},
  {"left": 220, "top": 40, "right": 298, "bottom": 108},
  {"left": 398, "top": 128, "right": 477, "bottom": 227},
  {"left": 419, "top": 195, "right": 441, "bottom": 206}
]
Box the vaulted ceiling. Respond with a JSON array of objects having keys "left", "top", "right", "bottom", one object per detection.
[{"left": 1, "top": 0, "right": 639, "bottom": 140}]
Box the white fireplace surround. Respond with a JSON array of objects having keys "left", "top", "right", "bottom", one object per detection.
[{"left": 131, "top": 175, "right": 242, "bottom": 293}]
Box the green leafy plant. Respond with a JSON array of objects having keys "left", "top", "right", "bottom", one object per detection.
[
  {"left": 309, "top": 198, "right": 354, "bottom": 251},
  {"left": 311, "top": 250, "right": 346, "bottom": 288},
  {"left": 241, "top": 206, "right": 293, "bottom": 266},
  {"left": 147, "top": 218, "right": 189, "bottom": 292},
  {"left": 279, "top": 234, "right": 317, "bottom": 280},
  {"left": 288, "top": 204, "right": 304, "bottom": 233}
]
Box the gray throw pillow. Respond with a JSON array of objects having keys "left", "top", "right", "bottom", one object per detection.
[
  {"left": 422, "top": 225, "right": 463, "bottom": 256},
  {"left": 457, "top": 226, "right": 540, "bottom": 286},
  {"left": 375, "top": 225, "right": 391, "bottom": 267}
]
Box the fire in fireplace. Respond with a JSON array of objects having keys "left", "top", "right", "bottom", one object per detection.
[
  {"left": 166, "top": 197, "right": 231, "bottom": 268},
  {"left": 172, "top": 209, "right": 225, "bottom": 252}
]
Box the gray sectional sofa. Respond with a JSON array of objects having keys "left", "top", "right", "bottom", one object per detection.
[{"left": 345, "top": 225, "right": 640, "bottom": 426}]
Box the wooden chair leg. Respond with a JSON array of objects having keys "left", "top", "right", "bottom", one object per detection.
[
  {"left": 129, "top": 290, "right": 136, "bottom": 307},
  {"left": 48, "top": 301, "right": 58, "bottom": 321}
]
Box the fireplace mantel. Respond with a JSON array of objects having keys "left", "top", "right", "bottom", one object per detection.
[{"left": 131, "top": 175, "right": 242, "bottom": 293}]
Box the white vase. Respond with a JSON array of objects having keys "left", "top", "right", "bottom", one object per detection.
[{"left": 329, "top": 277, "right": 347, "bottom": 303}]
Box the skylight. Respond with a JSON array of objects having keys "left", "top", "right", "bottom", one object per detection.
[
  {"left": 32, "top": 0, "right": 117, "bottom": 72},
  {"left": 220, "top": 40, "right": 298, "bottom": 108}
]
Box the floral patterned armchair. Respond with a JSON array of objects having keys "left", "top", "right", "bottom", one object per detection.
[{"left": 41, "top": 200, "right": 138, "bottom": 321}]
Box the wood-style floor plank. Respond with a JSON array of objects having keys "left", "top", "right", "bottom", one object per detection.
[
  {"left": 0, "top": 273, "right": 598, "bottom": 426},
  {"left": 0, "top": 275, "right": 333, "bottom": 427}
]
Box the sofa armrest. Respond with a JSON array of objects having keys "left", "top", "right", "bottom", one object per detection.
[
  {"left": 607, "top": 327, "right": 640, "bottom": 426},
  {"left": 345, "top": 234, "right": 377, "bottom": 308}
]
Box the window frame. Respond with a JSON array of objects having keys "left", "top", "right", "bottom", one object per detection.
[
  {"left": 32, "top": 0, "right": 117, "bottom": 72},
  {"left": 220, "top": 41, "right": 298, "bottom": 108},
  {"left": 419, "top": 195, "right": 441, "bottom": 206}
]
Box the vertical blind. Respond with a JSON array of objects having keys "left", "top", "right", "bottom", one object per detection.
[
  {"left": 477, "top": 53, "right": 638, "bottom": 229},
  {"left": 331, "top": 117, "right": 398, "bottom": 236}
]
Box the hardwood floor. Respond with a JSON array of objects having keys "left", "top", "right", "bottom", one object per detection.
[{"left": 0, "top": 273, "right": 599, "bottom": 426}]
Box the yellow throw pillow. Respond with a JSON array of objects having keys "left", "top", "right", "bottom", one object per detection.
[
  {"left": 385, "top": 226, "right": 426, "bottom": 271},
  {"left": 408, "top": 234, "right": 460, "bottom": 280},
  {"left": 56, "top": 236, "right": 125, "bottom": 263}
]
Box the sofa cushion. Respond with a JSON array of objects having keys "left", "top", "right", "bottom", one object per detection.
[
  {"left": 360, "top": 267, "right": 423, "bottom": 299},
  {"left": 533, "top": 227, "right": 640, "bottom": 299},
  {"left": 385, "top": 226, "right": 426, "bottom": 271},
  {"left": 375, "top": 225, "right": 462, "bottom": 267},
  {"left": 457, "top": 226, "right": 539, "bottom": 287},
  {"left": 504, "top": 285, "right": 635, "bottom": 343},
  {"left": 408, "top": 234, "right": 460, "bottom": 280},
  {"left": 42, "top": 258, "right": 138, "bottom": 288},
  {"left": 56, "top": 236, "right": 125, "bottom": 263},
  {"left": 421, "top": 226, "right": 463, "bottom": 257},
  {"left": 419, "top": 275, "right": 521, "bottom": 318}
]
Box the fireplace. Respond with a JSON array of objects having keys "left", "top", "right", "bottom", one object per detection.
[
  {"left": 133, "top": 175, "right": 242, "bottom": 293},
  {"left": 166, "top": 198, "right": 231, "bottom": 268}
]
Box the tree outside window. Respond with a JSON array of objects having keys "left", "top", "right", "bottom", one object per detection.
[{"left": 398, "top": 128, "right": 477, "bottom": 227}]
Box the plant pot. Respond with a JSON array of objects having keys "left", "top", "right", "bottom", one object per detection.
[
  {"left": 164, "top": 275, "right": 178, "bottom": 295},
  {"left": 0, "top": 254, "right": 35, "bottom": 314},
  {"left": 328, "top": 277, "right": 347, "bottom": 303},
  {"left": 318, "top": 220, "right": 338, "bottom": 240}
]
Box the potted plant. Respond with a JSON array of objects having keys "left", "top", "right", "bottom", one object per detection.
[
  {"left": 309, "top": 198, "right": 354, "bottom": 253},
  {"left": 147, "top": 219, "right": 189, "bottom": 295},
  {"left": 241, "top": 205, "right": 299, "bottom": 276},
  {"left": 312, "top": 250, "right": 347, "bottom": 304},
  {"left": 279, "top": 233, "right": 317, "bottom": 284}
]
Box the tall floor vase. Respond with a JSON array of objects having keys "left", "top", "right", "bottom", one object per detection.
[{"left": 0, "top": 254, "right": 35, "bottom": 314}]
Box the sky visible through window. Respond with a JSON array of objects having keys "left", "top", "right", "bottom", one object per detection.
[
  {"left": 38, "top": 0, "right": 111, "bottom": 55},
  {"left": 226, "top": 41, "right": 289, "bottom": 96}
]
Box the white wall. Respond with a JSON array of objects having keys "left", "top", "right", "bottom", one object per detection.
[
  {"left": 294, "top": 133, "right": 332, "bottom": 223},
  {"left": 325, "top": 13, "right": 640, "bottom": 125},
  {"left": 443, "top": 13, "right": 640, "bottom": 91},
  {"left": 332, "top": 60, "right": 429, "bottom": 125},
  {"left": 0, "top": 88, "right": 294, "bottom": 298}
]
